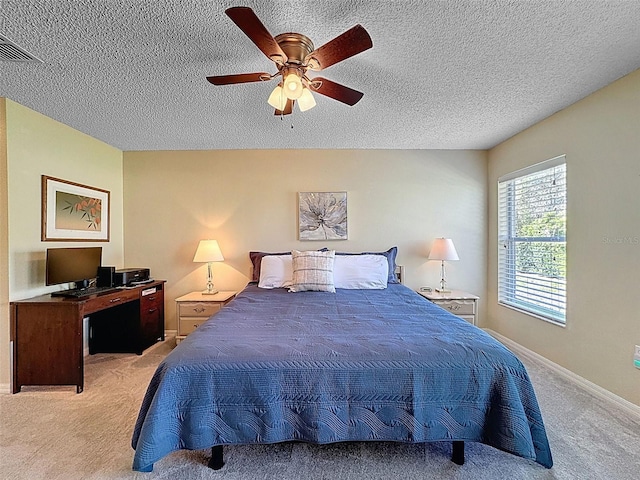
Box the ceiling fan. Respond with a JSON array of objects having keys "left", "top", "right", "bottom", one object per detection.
[{"left": 206, "top": 6, "right": 373, "bottom": 115}]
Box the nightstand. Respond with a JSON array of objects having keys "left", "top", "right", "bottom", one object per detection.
[
  {"left": 417, "top": 289, "right": 479, "bottom": 326},
  {"left": 175, "top": 291, "right": 236, "bottom": 343}
]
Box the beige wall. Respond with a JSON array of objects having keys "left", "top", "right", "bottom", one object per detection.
[
  {"left": 1, "top": 99, "right": 124, "bottom": 391},
  {"left": 487, "top": 69, "right": 640, "bottom": 406},
  {"left": 0, "top": 99, "right": 9, "bottom": 394},
  {"left": 123, "top": 150, "right": 488, "bottom": 331},
  {"left": 3, "top": 67, "right": 638, "bottom": 409}
]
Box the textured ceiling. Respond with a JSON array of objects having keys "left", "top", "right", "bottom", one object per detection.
[{"left": 1, "top": 0, "right": 639, "bottom": 151}]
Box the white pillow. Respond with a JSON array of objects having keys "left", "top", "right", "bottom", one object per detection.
[
  {"left": 333, "top": 254, "right": 389, "bottom": 289},
  {"left": 258, "top": 254, "right": 293, "bottom": 289}
]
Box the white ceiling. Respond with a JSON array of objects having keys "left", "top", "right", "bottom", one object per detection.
[{"left": 1, "top": 0, "right": 639, "bottom": 151}]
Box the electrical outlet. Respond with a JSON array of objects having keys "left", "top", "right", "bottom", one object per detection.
[{"left": 635, "top": 345, "right": 640, "bottom": 369}]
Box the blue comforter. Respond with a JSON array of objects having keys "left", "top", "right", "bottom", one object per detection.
[{"left": 132, "top": 284, "right": 552, "bottom": 471}]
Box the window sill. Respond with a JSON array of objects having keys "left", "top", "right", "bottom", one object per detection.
[{"left": 498, "top": 301, "right": 566, "bottom": 327}]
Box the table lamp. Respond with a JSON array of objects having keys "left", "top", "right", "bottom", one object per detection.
[
  {"left": 428, "top": 237, "right": 459, "bottom": 293},
  {"left": 193, "top": 239, "right": 224, "bottom": 295}
]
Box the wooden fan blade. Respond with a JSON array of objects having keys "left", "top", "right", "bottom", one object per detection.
[
  {"left": 310, "top": 77, "right": 364, "bottom": 106},
  {"left": 305, "top": 25, "right": 372, "bottom": 71},
  {"left": 225, "top": 7, "right": 287, "bottom": 63},
  {"left": 275, "top": 99, "right": 294, "bottom": 115},
  {"left": 206, "top": 72, "right": 271, "bottom": 85}
]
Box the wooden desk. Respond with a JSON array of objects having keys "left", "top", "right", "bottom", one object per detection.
[{"left": 10, "top": 280, "right": 165, "bottom": 394}]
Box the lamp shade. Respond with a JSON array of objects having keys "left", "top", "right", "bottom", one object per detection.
[
  {"left": 297, "top": 87, "right": 316, "bottom": 112},
  {"left": 193, "top": 240, "right": 224, "bottom": 263},
  {"left": 428, "top": 238, "right": 459, "bottom": 261},
  {"left": 283, "top": 71, "right": 303, "bottom": 100},
  {"left": 267, "top": 84, "right": 287, "bottom": 110}
]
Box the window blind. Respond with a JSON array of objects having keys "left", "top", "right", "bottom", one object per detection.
[{"left": 498, "top": 156, "right": 566, "bottom": 324}]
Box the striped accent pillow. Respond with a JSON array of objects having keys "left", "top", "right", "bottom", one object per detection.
[{"left": 289, "top": 250, "right": 336, "bottom": 293}]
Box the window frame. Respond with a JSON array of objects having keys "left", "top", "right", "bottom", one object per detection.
[{"left": 497, "top": 155, "right": 567, "bottom": 326}]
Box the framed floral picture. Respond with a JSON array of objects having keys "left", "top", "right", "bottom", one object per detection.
[
  {"left": 41, "top": 175, "right": 110, "bottom": 241},
  {"left": 298, "top": 191, "right": 347, "bottom": 241}
]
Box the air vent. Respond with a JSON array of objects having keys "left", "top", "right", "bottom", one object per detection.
[{"left": 0, "top": 34, "right": 43, "bottom": 62}]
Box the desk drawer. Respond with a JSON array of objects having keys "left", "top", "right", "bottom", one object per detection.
[
  {"left": 435, "top": 299, "right": 476, "bottom": 316},
  {"left": 141, "top": 291, "right": 162, "bottom": 309},
  {"left": 141, "top": 295, "right": 163, "bottom": 319},
  {"left": 84, "top": 289, "right": 139, "bottom": 314},
  {"left": 178, "top": 302, "right": 221, "bottom": 318}
]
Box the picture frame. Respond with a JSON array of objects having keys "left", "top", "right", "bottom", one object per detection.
[
  {"left": 41, "top": 175, "right": 110, "bottom": 241},
  {"left": 298, "top": 191, "right": 348, "bottom": 241}
]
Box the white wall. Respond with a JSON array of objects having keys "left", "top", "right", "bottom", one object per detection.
[
  {"left": 487, "top": 69, "right": 640, "bottom": 406},
  {"left": 123, "top": 149, "right": 488, "bottom": 331},
  {"left": 1, "top": 99, "right": 124, "bottom": 391}
]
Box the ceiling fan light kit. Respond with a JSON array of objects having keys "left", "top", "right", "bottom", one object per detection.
[
  {"left": 282, "top": 67, "right": 304, "bottom": 100},
  {"left": 207, "top": 6, "right": 372, "bottom": 116},
  {"left": 297, "top": 87, "right": 317, "bottom": 112},
  {"left": 267, "top": 84, "right": 287, "bottom": 110}
]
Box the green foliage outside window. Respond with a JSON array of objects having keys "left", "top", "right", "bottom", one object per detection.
[
  {"left": 516, "top": 212, "right": 566, "bottom": 278},
  {"left": 512, "top": 169, "right": 566, "bottom": 279}
]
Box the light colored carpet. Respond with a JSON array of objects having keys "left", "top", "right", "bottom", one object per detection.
[{"left": 1, "top": 337, "right": 639, "bottom": 480}]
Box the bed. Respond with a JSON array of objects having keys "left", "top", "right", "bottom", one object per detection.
[{"left": 131, "top": 249, "right": 552, "bottom": 472}]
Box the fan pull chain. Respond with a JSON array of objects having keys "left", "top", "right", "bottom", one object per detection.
[{"left": 277, "top": 110, "right": 293, "bottom": 129}]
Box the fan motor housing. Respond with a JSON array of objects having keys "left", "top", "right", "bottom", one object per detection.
[{"left": 274, "top": 33, "right": 314, "bottom": 65}]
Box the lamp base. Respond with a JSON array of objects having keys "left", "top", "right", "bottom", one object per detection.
[
  {"left": 201, "top": 289, "right": 219, "bottom": 295},
  {"left": 435, "top": 288, "right": 451, "bottom": 293}
]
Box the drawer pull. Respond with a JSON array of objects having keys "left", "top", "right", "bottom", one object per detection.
[
  {"left": 147, "top": 296, "right": 156, "bottom": 302},
  {"left": 194, "top": 324, "right": 200, "bottom": 329},
  {"left": 148, "top": 308, "right": 157, "bottom": 314},
  {"left": 193, "top": 307, "right": 206, "bottom": 313},
  {"left": 109, "top": 297, "right": 122, "bottom": 303},
  {"left": 448, "top": 305, "right": 461, "bottom": 311}
]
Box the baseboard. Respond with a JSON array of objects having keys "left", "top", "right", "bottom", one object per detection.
[
  {"left": 486, "top": 328, "right": 640, "bottom": 421},
  {"left": 0, "top": 383, "right": 10, "bottom": 394}
]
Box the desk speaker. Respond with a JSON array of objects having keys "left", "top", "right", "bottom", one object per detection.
[{"left": 96, "top": 266, "right": 115, "bottom": 287}]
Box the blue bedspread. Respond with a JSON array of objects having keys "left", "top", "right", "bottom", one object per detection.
[{"left": 132, "top": 284, "right": 552, "bottom": 471}]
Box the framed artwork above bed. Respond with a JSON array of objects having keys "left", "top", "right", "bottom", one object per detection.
[{"left": 298, "top": 191, "right": 347, "bottom": 241}]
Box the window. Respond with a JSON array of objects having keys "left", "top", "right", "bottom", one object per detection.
[{"left": 498, "top": 156, "right": 566, "bottom": 325}]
